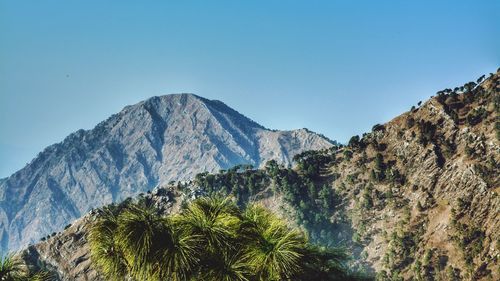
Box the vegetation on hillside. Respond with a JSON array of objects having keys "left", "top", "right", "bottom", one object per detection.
[
  {"left": 89, "top": 197, "right": 370, "bottom": 281},
  {"left": 86, "top": 70, "right": 498, "bottom": 281},
  {"left": 327, "top": 71, "right": 499, "bottom": 280},
  {"left": 25, "top": 70, "right": 498, "bottom": 281},
  {"left": 187, "top": 70, "right": 499, "bottom": 280},
  {"left": 190, "top": 156, "right": 342, "bottom": 248}
]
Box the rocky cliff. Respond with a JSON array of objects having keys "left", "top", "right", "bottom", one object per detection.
[{"left": 0, "top": 93, "right": 332, "bottom": 253}]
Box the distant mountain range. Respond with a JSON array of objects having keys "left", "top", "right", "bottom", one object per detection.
[{"left": 0, "top": 93, "right": 333, "bottom": 252}]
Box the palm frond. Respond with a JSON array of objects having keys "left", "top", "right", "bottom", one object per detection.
[
  {"left": 149, "top": 223, "right": 202, "bottom": 281},
  {"left": 197, "top": 250, "right": 251, "bottom": 281},
  {"left": 176, "top": 197, "right": 241, "bottom": 253},
  {"left": 115, "top": 203, "right": 171, "bottom": 280},
  {"left": 26, "top": 270, "right": 56, "bottom": 281},
  {"left": 0, "top": 254, "right": 26, "bottom": 281},
  {"left": 88, "top": 207, "right": 129, "bottom": 281},
  {"left": 243, "top": 204, "right": 306, "bottom": 281}
]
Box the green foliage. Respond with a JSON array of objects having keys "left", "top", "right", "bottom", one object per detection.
[
  {"left": 293, "top": 150, "right": 336, "bottom": 178},
  {"left": 381, "top": 223, "right": 425, "bottom": 276},
  {"left": 370, "top": 153, "right": 386, "bottom": 182},
  {"left": 343, "top": 150, "right": 353, "bottom": 161},
  {"left": 89, "top": 197, "right": 366, "bottom": 281},
  {"left": 465, "top": 144, "right": 475, "bottom": 157},
  {"left": 416, "top": 201, "right": 424, "bottom": 212},
  {"left": 194, "top": 168, "right": 269, "bottom": 205},
  {"left": 361, "top": 185, "right": 373, "bottom": 210},
  {"left": 200, "top": 157, "right": 338, "bottom": 250},
  {"left": 446, "top": 266, "right": 461, "bottom": 281},
  {"left": 348, "top": 135, "right": 361, "bottom": 148},
  {"left": 417, "top": 120, "right": 437, "bottom": 146},
  {"left": 386, "top": 167, "right": 404, "bottom": 185},
  {"left": 433, "top": 144, "right": 445, "bottom": 168},
  {"left": 451, "top": 222, "right": 485, "bottom": 267},
  {"left": 372, "top": 124, "right": 385, "bottom": 132},
  {"left": 191, "top": 159, "right": 342, "bottom": 248},
  {"left": 0, "top": 255, "right": 25, "bottom": 281},
  {"left": 374, "top": 153, "right": 385, "bottom": 171},
  {"left": 466, "top": 107, "right": 488, "bottom": 126},
  {"left": 88, "top": 207, "right": 129, "bottom": 281},
  {"left": 264, "top": 160, "right": 280, "bottom": 179},
  {"left": 276, "top": 173, "right": 339, "bottom": 246},
  {"left": 0, "top": 255, "right": 52, "bottom": 281},
  {"left": 456, "top": 197, "right": 470, "bottom": 213}
]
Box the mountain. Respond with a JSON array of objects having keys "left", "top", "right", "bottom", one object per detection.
[
  {"left": 18, "top": 70, "right": 499, "bottom": 281},
  {"left": 0, "top": 93, "right": 333, "bottom": 253},
  {"left": 326, "top": 71, "right": 499, "bottom": 280}
]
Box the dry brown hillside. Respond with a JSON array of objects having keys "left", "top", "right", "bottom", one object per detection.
[{"left": 328, "top": 70, "right": 499, "bottom": 280}]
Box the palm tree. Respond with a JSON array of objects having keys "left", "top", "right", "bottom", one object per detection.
[
  {"left": 116, "top": 203, "right": 200, "bottom": 281},
  {"left": 0, "top": 255, "right": 52, "bottom": 281},
  {"left": 0, "top": 255, "right": 25, "bottom": 281},
  {"left": 174, "top": 197, "right": 246, "bottom": 280},
  {"left": 197, "top": 250, "right": 251, "bottom": 281},
  {"left": 242, "top": 204, "right": 306, "bottom": 281},
  {"left": 88, "top": 207, "right": 129, "bottom": 281},
  {"left": 89, "top": 196, "right": 369, "bottom": 281},
  {"left": 175, "top": 197, "right": 241, "bottom": 254},
  {"left": 148, "top": 223, "right": 201, "bottom": 281},
  {"left": 115, "top": 204, "right": 167, "bottom": 280}
]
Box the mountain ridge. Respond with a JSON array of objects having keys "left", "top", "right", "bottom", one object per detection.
[
  {"left": 0, "top": 93, "right": 333, "bottom": 253},
  {"left": 17, "top": 69, "right": 499, "bottom": 281}
]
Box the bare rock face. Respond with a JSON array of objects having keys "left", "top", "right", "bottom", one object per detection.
[
  {"left": 21, "top": 215, "right": 101, "bottom": 281},
  {"left": 0, "top": 94, "right": 332, "bottom": 253}
]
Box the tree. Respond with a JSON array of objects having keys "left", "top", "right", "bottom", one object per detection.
[
  {"left": 242, "top": 204, "right": 305, "bottom": 280},
  {"left": 348, "top": 135, "right": 360, "bottom": 148},
  {"left": 0, "top": 255, "right": 25, "bottom": 281},
  {"left": 0, "top": 255, "right": 52, "bottom": 281},
  {"left": 372, "top": 124, "right": 385, "bottom": 132},
  {"left": 375, "top": 153, "right": 384, "bottom": 170},
  {"left": 88, "top": 207, "right": 128, "bottom": 281},
  {"left": 318, "top": 184, "right": 334, "bottom": 210},
  {"left": 176, "top": 197, "right": 240, "bottom": 255},
  {"left": 264, "top": 160, "right": 279, "bottom": 178},
  {"left": 88, "top": 196, "right": 368, "bottom": 281}
]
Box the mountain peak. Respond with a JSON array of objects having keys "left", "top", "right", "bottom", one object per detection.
[
  {"left": 144, "top": 93, "right": 204, "bottom": 105},
  {"left": 0, "top": 95, "right": 332, "bottom": 252}
]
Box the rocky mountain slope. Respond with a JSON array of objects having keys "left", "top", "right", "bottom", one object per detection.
[
  {"left": 328, "top": 71, "right": 499, "bottom": 280},
  {"left": 0, "top": 93, "right": 333, "bottom": 253},
  {"left": 18, "top": 70, "right": 499, "bottom": 280}
]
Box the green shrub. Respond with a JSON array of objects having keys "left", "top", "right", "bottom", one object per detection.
[{"left": 466, "top": 107, "right": 488, "bottom": 126}]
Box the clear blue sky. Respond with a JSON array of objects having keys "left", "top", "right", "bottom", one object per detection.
[{"left": 1, "top": 0, "right": 499, "bottom": 178}]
